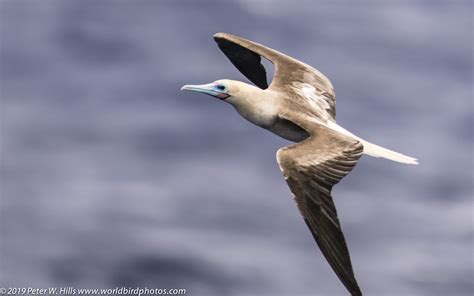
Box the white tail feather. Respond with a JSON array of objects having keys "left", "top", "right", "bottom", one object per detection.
[
  {"left": 358, "top": 139, "right": 418, "bottom": 164},
  {"left": 327, "top": 122, "right": 418, "bottom": 165}
]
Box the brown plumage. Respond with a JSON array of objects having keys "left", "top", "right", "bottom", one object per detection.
[
  {"left": 277, "top": 123, "right": 363, "bottom": 296},
  {"left": 182, "top": 32, "right": 418, "bottom": 296}
]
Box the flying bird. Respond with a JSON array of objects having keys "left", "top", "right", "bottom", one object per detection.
[{"left": 181, "top": 32, "right": 418, "bottom": 296}]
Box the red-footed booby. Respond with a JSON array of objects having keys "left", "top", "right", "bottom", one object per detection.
[{"left": 181, "top": 32, "right": 418, "bottom": 296}]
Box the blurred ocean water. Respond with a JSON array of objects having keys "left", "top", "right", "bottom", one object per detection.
[{"left": 0, "top": 1, "right": 472, "bottom": 295}]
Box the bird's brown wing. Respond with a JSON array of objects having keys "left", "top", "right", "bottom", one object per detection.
[
  {"left": 213, "top": 32, "right": 336, "bottom": 118},
  {"left": 276, "top": 122, "right": 364, "bottom": 296}
]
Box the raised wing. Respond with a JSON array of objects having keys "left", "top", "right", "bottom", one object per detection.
[
  {"left": 213, "top": 32, "right": 336, "bottom": 118},
  {"left": 213, "top": 35, "right": 268, "bottom": 89},
  {"left": 277, "top": 123, "right": 364, "bottom": 296}
]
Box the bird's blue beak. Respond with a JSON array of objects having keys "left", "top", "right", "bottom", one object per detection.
[{"left": 180, "top": 83, "right": 229, "bottom": 99}]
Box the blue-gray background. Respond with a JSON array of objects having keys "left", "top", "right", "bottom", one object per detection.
[{"left": 1, "top": 1, "right": 472, "bottom": 295}]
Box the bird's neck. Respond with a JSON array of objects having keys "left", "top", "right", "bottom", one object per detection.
[{"left": 226, "top": 83, "right": 279, "bottom": 128}]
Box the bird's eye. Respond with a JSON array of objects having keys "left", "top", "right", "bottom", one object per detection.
[{"left": 216, "top": 84, "right": 226, "bottom": 91}]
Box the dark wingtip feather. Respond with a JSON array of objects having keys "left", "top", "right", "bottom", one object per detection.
[{"left": 213, "top": 34, "right": 269, "bottom": 89}]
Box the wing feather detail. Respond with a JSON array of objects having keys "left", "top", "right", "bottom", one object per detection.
[
  {"left": 277, "top": 124, "right": 364, "bottom": 296},
  {"left": 213, "top": 32, "right": 336, "bottom": 119}
]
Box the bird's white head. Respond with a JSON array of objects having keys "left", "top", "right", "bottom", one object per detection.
[
  {"left": 181, "top": 80, "right": 232, "bottom": 100},
  {"left": 181, "top": 79, "right": 261, "bottom": 104},
  {"left": 181, "top": 79, "right": 273, "bottom": 128}
]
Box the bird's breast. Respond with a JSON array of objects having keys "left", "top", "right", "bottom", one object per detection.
[
  {"left": 231, "top": 93, "right": 311, "bottom": 142},
  {"left": 233, "top": 99, "right": 279, "bottom": 129},
  {"left": 237, "top": 106, "right": 309, "bottom": 142}
]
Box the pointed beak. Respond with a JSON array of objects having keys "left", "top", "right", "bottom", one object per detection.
[
  {"left": 180, "top": 83, "right": 218, "bottom": 95},
  {"left": 181, "top": 83, "right": 229, "bottom": 100}
]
